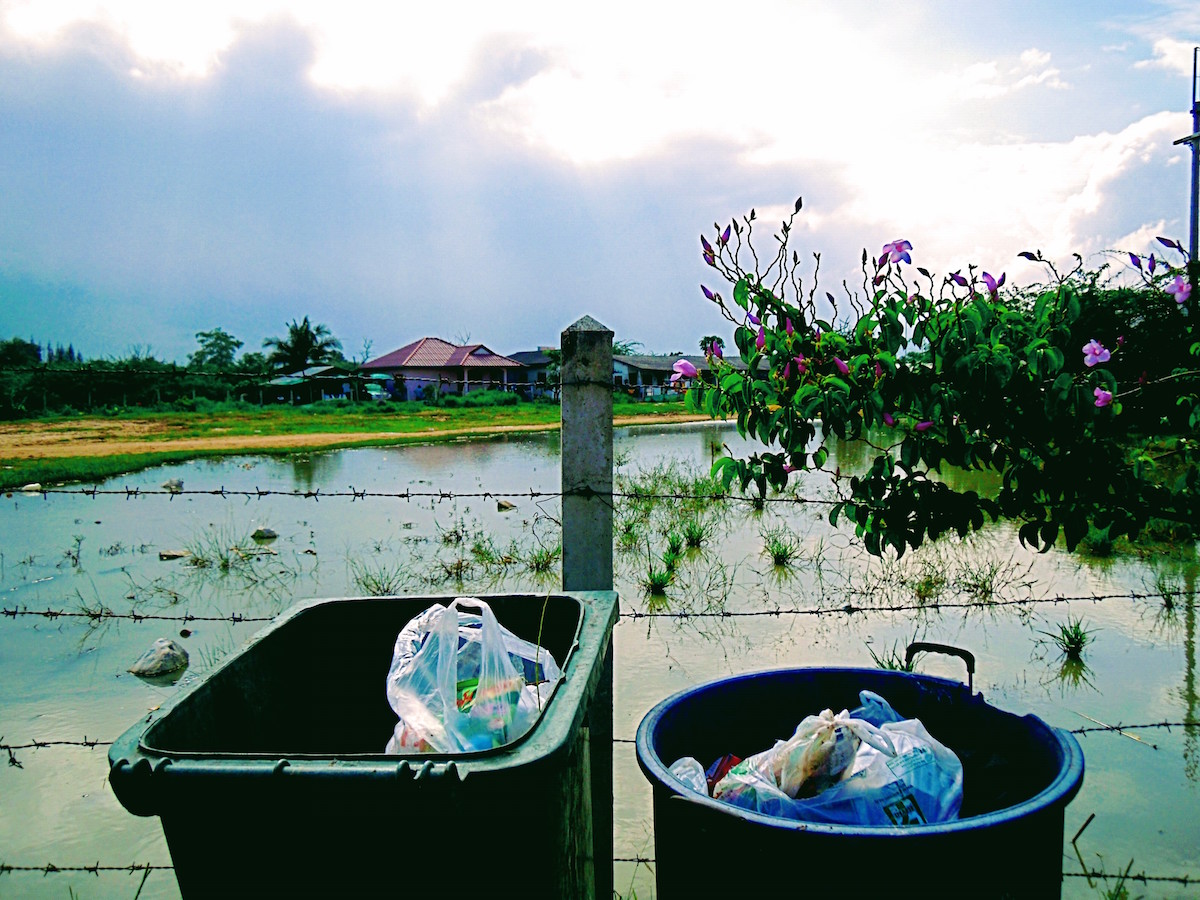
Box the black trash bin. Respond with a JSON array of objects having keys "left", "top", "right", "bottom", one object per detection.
[
  {"left": 636, "top": 663, "right": 1083, "bottom": 900},
  {"left": 109, "top": 591, "right": 618, "bottom": 899}
]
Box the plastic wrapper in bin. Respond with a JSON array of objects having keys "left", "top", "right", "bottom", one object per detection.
[
  {"left": 713, "top": 691, "right": 963, "bottom": 825},
  {"left": 385, "top": 597, "right": 562, "bottom": 753}
]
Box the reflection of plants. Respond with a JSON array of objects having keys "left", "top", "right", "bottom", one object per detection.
[
  {"left": 1056, "top": 657, "right": 1097, "bottom": 692},
  {"left": 1041, "top": 616, "right": 1096, "bottom": 661}
]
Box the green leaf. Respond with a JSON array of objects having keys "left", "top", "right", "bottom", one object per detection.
[{"left": 734, "top": 278, "right": 750, "bottom": 309}]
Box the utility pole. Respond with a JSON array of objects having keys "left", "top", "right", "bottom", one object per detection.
[{"left": 1174, "top": 46, "right": 1200, "bottom": 290}]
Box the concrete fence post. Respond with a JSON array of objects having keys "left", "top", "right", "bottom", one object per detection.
[
  {"left": 560, "top": 315, "right": 614, "bottom": 900},
  {"left": 561, "top": 315, "right": 614, "bottom": 592}
]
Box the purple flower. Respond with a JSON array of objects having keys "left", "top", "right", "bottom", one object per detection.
[
  {"left": 949, "top": 270, "right": 968, "bottom": 287},
  {"left": 833, "top": 357, "right": 849, "bottom": 376},
  {"left": 782, "top": 361, "right": 792, "bottom": 380},
  {"left": 794, "top": 354, "right": 808, "bottom": 375},
  {"left": 720, "top": 225, "right": 731, "bottom": 245},
  {"left": 874, "top": 361, "right": 884, "bottom": 379},
  {"left": 670, "top": 359, "right": 698, "bottom": 383},
  {"left": 1166, "top": 275, "right": 1192, "bottom": 305},
  {"left": 1082, "top": 340, "right": 1110, "bottom": 367},
  {"left": 982, "top": 271, "right": 1005, "bottom": 295},
  {"left": 916, "top": 421, "right": 933, "bottom": 432},
  {"left": 782, "top": 462, "right": 799, "bottom": 474},
  {"left": 881, "top": 239, "right": 912, "bottom": 264},
  {"left": 701, "top": 284, "right": 715, "bottom": 300},
  {"left": 711, "top": 342, "right": 723, "bottom": 360},
  {"left": 1116, "top": 335, "right": 1125, "bottom": 348},
  {"left": 1157, "top": 236, "right": 1183, "bottom": 252},
  {"left": 1093, "top": 387, "right": 1113, "bottom": 408},
  {"left": 1148, "top": 254, "right": 1156, "bottom": 275},
  {"left": 785, "top": 317, "right": 794, "bottom": 337},
  {"left": 756, "top": 326, "right": 766, "bottom": 351},
  {"left": 1129, "top": 253, "right": 1143, "bottom": 271},
  {"left": 703, "top": 252, "right": 715, "bottom": 267},
  {"left": 883, "top": 412, "right": 895, "bottom": 426},
  {"left": 747, "top": 312, "right": 760, "bottom": 326},
  {"left": 701, "top": 235, "right": 714, "bottom": 255},
  {"left": 1018, "top": 251, "right": 1038, "bottom": 261}
]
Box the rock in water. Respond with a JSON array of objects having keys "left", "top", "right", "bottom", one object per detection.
[
  {"left": 129, "top": 638, "right": 190, "bottom": 677},
  {"left": 161, "top": 478, "right": 184, "bottom": 493},
  {"left": 251, "top": 527, "right": 278, "bottom": 541},
  {"left": 497, "top": 500, "right": 517, "bottom": 512}
]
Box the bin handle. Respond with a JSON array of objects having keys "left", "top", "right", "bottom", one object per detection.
[{"left": 905, "top": 642, "right": 975, "bottom": 692}]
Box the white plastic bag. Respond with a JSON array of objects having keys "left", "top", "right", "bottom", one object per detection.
[
  {"left": 384, "top": 598, "right": 562, "bottom": 754},
  {"left": 714, "top": 707, "right": 896, "bottom": 805},
  {"left": 713, "top": 691, "right": 964, "bottom": 826}
]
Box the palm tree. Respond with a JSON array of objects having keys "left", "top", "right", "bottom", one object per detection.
[{"left": 262, "top": 317, "right": 342, "bottom": 373}]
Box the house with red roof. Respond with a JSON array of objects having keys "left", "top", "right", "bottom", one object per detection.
[{"left": 361, "top": 337, "right": 523, "bottom": 400}]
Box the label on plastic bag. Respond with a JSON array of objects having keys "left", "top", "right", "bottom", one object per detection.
[
  {"left": 885, "top": 744, "right": 932, "bottom": 778},
  {"left": 881, "top": 790, "right": 927, "bottom": 826}
]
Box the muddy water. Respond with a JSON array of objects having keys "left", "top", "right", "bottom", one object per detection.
[{"left": 0, "top": 422, "right": 1197, "bottom": 898}]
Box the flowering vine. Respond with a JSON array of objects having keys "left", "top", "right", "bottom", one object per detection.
[{"left": 685, "top": 200, "right": 1200, "bottom": 556}]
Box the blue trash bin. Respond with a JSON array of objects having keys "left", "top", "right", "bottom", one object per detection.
[{"left": 636, "top": 659, "right": 1083, "bottom": 899}]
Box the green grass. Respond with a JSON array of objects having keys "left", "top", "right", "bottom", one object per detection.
[
  {"left": 1041, "top": 615, "right": 1096, "bottom": 661},
  {"left": 761, "top": 525, "right": 802, "bottom": 568},
  {"left": 1, "top": 400, "right": 700, "bottom": 490},
  {"left": 867, "top": 640, "right": 917, "bottom": 672}
]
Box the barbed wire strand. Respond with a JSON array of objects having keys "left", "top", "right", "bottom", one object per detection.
[
  {"left": 0, "top": 591, "right": 1183, "bottom": 629},
  {"left": 3, "top": 860, "right": 1190, "bottom": 886},
  {"left": 5, "top": 721, "right": 1196, "bottom": 758},
  {"left": 7, "top": 486, "right": 837, "bottom": 508},
  {"left": 612, "top": 859, "right": 1198, "bottom": 886}
]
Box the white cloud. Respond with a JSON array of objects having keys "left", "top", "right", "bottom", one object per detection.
[
  {"left": 1134, "top": 37, "right": 1197, "bottom": 77},
  {"left": 958, "top": 47, "right": 1068, "bottom": 100}
]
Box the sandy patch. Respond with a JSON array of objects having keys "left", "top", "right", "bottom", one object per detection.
[{"left": 0, "top": 414, "right": 713, "bottom": 461}]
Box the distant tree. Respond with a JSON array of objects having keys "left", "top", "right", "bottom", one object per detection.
[
  {"left": 262, "top": 317, "right": 342, "bottom": 372},
  {"left": 613, "top": 338, "right": 644, "bottom": 355},
  {"left": 0, "top": 337, "right": 41, "bottom": 367},
  {"left": 236, "top": 351, "right": 270, "bottom": 375},
  {"left": 358, "top": 338, "right": 374, "bottom": 366},
  {"left": 189, "top": 328, "right": 244, "bottom": 371}
]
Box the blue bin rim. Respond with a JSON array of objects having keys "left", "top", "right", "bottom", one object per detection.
[{"left": 635, "top": 665, "right": 1084, "bottom": 837}]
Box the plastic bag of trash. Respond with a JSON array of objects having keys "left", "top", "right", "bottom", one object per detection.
[
  {"left": 385, "top": 598, "right": 562, "bottom": 754},
  {"left": 713, "top": 691, "right": 963, "bottom": 826}
]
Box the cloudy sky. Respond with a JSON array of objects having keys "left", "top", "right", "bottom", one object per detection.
[{"left": 1, "top": 1, "right": 1198, "bottom": 364}]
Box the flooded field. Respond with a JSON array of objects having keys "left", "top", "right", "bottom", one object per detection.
[{"left": 1, "top": 422, "right": 1197, "bottom": 898}]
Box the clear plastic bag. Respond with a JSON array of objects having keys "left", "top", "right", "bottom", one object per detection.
[
  {"left": 385, "top": 598, "right": 562, "bottom": 754},
  {"left": 713, "top": 691, "right": 963, "bottom": 826}
]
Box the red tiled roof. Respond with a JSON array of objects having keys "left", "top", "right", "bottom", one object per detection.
[{"left": 363, "top": 338, "right": 521, "bottom": 370}]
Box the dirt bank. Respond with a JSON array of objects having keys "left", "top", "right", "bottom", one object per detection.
[{"left": 0, "top": 413, "right": 715, "bottom": 461}]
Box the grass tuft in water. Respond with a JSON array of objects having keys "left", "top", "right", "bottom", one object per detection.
[
  {"left": 867, "top": 640, "right": 917, "bottom": 672},
  {"left": 1041, "top": 615, "right": 1095, "bottom": 661},
  {"left": 761, "top": 525, "right": 801, "bottom": 568},
  {"left": 349, "top": 558, "right": 410, "bottom": 596}
]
